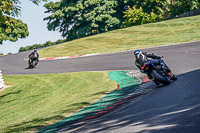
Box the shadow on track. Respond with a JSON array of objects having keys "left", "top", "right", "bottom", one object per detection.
[
  {"left": 25, "top": 67, "right": 36, "bottom": 69},
  {"left": 2, "top": 70, "right": 200, "bottom": 133},
  {"left": 60, "top": 69, "right": 200, "bottom": 133}
]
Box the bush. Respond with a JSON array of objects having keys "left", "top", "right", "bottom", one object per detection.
[
  {"left": 19, "top": 39, "right": 66, "bottom": 52},
  {"left": 122, "top": 6, "right": 162, "bottom": 28}
]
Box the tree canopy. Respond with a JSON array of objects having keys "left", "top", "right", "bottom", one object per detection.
[
  {"left": 0, "top": 0, "right": 47, "bottom": 44},
  {"left": 44, "top": 0, "right": 126, "bottom": 40},
  {"left": 2, "top": 0, "right": 199, "bottom": 45},
  {"left": 44, "top": 0, "right": 200, "bottom": 40},
  {"left": 170, "top": 0, "right": 200, "bottom": 17}
]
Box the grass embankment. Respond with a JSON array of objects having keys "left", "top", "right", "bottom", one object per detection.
[
  {"left": 39, "top": 15, "right": 200, "bottom": 58},
  {"left": 0, "top": 72, "right": 116, "bottom": 132}
]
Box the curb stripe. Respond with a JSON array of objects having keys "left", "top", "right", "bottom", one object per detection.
[
  {"left": 141, "top": 75, "right": 151, "bottom": 83},
  {"left": 37, "top": 71, "right": 152, "bottom": 133},
  {"left": 39, "top": 53, "right": 99, "bottom": 61}
]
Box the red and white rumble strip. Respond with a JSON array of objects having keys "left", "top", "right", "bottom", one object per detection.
[{"left": 39, "top": 53, "right": 99, "bottom": 61}]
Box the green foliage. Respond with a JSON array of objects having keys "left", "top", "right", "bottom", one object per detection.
[
  {"left": 44, "top": 0, "right": 121, "bottom": 41},
  {"left": 135, "top": 0, "right": 166, "bottom": 14},
  {"left": 170, "top": 0, "right": 200, "bottom": 17},
  {"left": 0, "top": 16, "right": 29, "bottom": 44},
  {"left": 122, "top": 0, "right": 200, "bottom": 27},
  {"left": 123, "top": 7, "right": 145, "bottom": 27},
  {"left": 19, "top": 39, "right": 66, "bottom": 52},
  {"left": 2, "top": 0, "right": 199, "bottom": 45},
  {"left": 123, "top": 6, "right": 162, "bottom": 27},
  {"left": 153, "top": 0, "right": 200, "bottom": 18},
  {"left": 0, "top": 0, "right": 48, "bottom": 44},
  {"left": 0, "top": 0, "right": 28, "bottom": 44}
]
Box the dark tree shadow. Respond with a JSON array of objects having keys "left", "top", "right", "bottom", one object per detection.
[
  {"left": 4, "top": 70, "right": 200, "bottom": 133},
  {"left": 58, "top": 69, "right": 200, "bottom": 133}
]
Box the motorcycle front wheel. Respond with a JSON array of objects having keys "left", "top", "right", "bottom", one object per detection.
[{"left": 151, "top": 70, "right": 170, "bottom": 85}]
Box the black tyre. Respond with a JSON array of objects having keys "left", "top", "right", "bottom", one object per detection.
[
  {"left": 151, "top": 70, "right": 170, "bottom": 85},
  {"left": 28, "top": 58, "right": 34, "bottom": 68},
  {"left": 28, "top": 59, "right": 32, "bottom": 68},
  {"left": 32, "top": 61, "right": 36, "bottom": 67},
  {"left": 171, "top": 74, "right": 177, "bottom": 81}
]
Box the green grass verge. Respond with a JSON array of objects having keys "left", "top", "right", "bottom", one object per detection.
[
  {"left": 39, "top": 15, "right": 200, "bottom": 58},
  {"left": 0, "top": 72, "right": 116, "bottom": 133}
]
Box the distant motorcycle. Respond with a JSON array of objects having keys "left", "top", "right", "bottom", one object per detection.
[
  {"left": 142, "top": 56, "right": 177, "bottom": 85},
  {"left": 26, "top": 50, "right": 39, "bottom": 69}
]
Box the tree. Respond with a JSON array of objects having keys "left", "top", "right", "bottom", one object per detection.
[
  {"left": 134, "top": 0, "right": 168, "bottom": 17},
  {"left": 123, "top": 6, "right": 162, "bottom": 28},
  {"left": 18, "top": 38, "right": 66, "bottom": 52},
  {"left": 44, "top": 0, "right": 138, "bottom": 40},
  {"left": 171, "top": 0, "right": 200, "bottom": 17},
  {"left": 44, "top": 0, "right": 200, "bottom": 41},
  {"left": 44, "top": 0, "right": 123, "bottom": 40},
  {"left": 0, "top": 0, "right": 47, "bottom": 44},
  {"left": 161, "top": 0, "right": 200, "bottom": 18}
]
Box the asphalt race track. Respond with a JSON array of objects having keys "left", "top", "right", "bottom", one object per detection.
[
  {"left": 0, "top": 41, "right": 200, "bottom": 75},
  {"left": 0, "top": 41, "right": 200, "bottom": 133},
  {"left": 62, "top": 69, "right": 200, "bottom": 133}
]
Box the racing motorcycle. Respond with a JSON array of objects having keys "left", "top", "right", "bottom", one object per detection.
[{"left": 142, "top": 56, "right": 177, "bottom": 85}]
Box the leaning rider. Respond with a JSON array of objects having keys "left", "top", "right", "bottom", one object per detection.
[
  {"left": 28, "top": 49, "right": 39, "bottom": 65},
  {"left": 134, "top": 50, "right": 171, "bottom": 83},
  {"left": 134, "top": 50, "right": 164, "bottom": 72}
]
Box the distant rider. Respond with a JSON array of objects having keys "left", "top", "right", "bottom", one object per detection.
[{"left": 28, "top": 49, "right": 39, "bottom": 66}]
